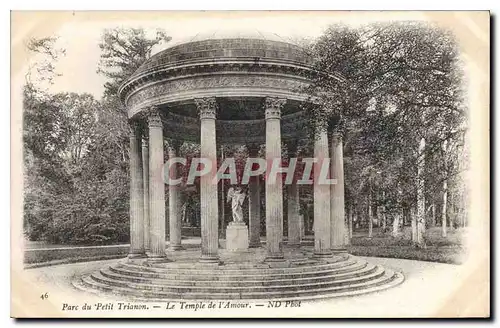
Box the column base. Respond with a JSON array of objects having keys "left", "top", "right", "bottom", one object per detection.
[
  {"left": 147, "top": 253, "right": 169, "bottom": 263},
  {"left": 264, "top": 253, "right": 285, "bottom": 262},
  {"left": 331, "top": 247, "right": 348, "bottom": 254},
  {"left": 249, "top": 242, "right": 262, "bottom": 248},
  {"left": 169, "top": 244, "right": 184, "bottom": 251},
  {"left": 127, "top": 252, "right": 147, "bottom": 260},
  {"left": 313, "top": 251, "right": 333, "bottom": 259},
  {"left": 199, "top": 254, "right": 220, "bottom": 264}
]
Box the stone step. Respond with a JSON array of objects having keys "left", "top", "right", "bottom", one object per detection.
[
  {"left": 75, "top": 269, "right": 401, "bottom": 301},
  {"left": 108, "top": 260, "right": 368, "bottom": 282},
  {"left": 111, "top": 259, "right": 366, "bottom": 281},
  {"left": 241, "top": 271, "right": 404, "bottom": 301},
  {"left": 88, "top": 265, "right": 386, "bottom": 294},
  {"left": 119, "top": 256, "right": 355, "bottom": 276},
  {"left": 102, "top": 263, "right": 376, "bottom": 287},
  {"left": 139, "top": 254, "right": 350, "bottom": 274},
  {"left": 238, "top": 270, "right": 400, "bottom": 300},
  {"left": 158, "top": 254, "right": 346, "bottom": 269}
]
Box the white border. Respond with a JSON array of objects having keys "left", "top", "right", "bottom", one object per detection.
[{"left": 5, "top": 1, "right": 496, "bottom": 327}]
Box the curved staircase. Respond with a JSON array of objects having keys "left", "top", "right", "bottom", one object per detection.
[{"left": 73, "top": 252, "right": 404, "bottom": 301}]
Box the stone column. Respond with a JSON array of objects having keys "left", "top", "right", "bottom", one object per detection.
[
  {"left": 287, "top": 141, "right": 301, "bottom": 246},
  {"left": 299, "top": 213, "right": 305, "bottom": 239},
  {"left": 195, "top": 97, "right": 219, "bottom": 263},
  {"left": 248, "top": 145, "right": 261, "bottom": 248},
  {"left": 313, "top": 125, "right": 332, "bottom": 257},
  {"left": 128, "top": 121, "right": 146, "bottom": 259},
  {"left": 168, "top": 141, "right": 183, "bottom": 250},
  {"left": 142, "top": 137, "right": 150, "bottom": 252},
  {"left": 218, "top": 145, "right": 226, "bottom": 239},
  {"left": 147, "top": 107, "right": 167, "bottom": 260},
  {"left": 330, "top": 132, "right": 347, "bottom": 252},
  {"left": 264, "top": 97, "right": 286, "bottom": 261},
  {"left": 287, "top": 183, "right": 300, "bottom": 246}
]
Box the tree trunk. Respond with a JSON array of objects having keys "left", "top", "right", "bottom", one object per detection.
[
  {"left": 416, "top": 137, "right": 426, "bottom": 247},
  {"left": 422, "top": 209, "right": 427, "bottom": 232},
  {"left": 382, "top": 212, "right": 387, "bottom": 231},
  {"left": 344, "top": 220, "right": 350, "bottom": 246},
  {"left": 376, "top": 207, "right": 381, "bottom": 229},
  {"left": 395, "top": 185, "right": 403, "bottom": 236},
  {"left": 368, "top": 194, "right": 373, "bottom": 238},
  {"left": 392, "top": 212, "right": 400, "bottom": 237},
  {"left": 432, "top": 203, "right": 436, "bottom": 226},
  {"left": 348, "top": 204, "right": 353, "bottom": 239},
  {"left": 442, "top": 179, "right": 448, "bottom": 237},
  {"left": 382, "top": 191, "right": 387, "bottom": 231},
  {"left": 441, "top": 139, "right": 449, "bottom": 237},
  {"left": 392, "top": 210, "right": 404, "bottom": 237},
  {"left": 449, "top": 191, "right": 455, "bottom": 229},
  {"left": 411, "top": 207, "right": 417, "bottom": 243}
]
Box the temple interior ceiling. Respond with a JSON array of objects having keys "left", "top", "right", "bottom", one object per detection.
[
  {"left": 163, "top": 97, "right": 303, "bottom": 120},
  {"left": 159, "top": 109, "right": 307, "bottom": 144}
]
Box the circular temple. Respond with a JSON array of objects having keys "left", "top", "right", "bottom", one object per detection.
[{"left": 118, "top": 37, "right": 330, "bottom": 144}]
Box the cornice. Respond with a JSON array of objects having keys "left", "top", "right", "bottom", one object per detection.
[{"left": 118, "top": 58, "right": 340, "bottom": 103}]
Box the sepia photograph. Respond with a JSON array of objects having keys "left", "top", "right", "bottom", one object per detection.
[{"left": 10, "top": 10, "right": 490, "bottom": 318}]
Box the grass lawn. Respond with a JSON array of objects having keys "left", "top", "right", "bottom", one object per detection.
[
  {"left": 347, "top": 226, "right": 467, "bottom": 264},
  {"left": 25, "top": 227, "right": 467, "bottom": 265}
]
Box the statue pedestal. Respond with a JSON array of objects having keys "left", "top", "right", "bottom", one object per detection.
[{"left": 226, "top": 222, "right": 249, "bottom": 251}]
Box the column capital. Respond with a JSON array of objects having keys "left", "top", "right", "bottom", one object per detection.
[
  {"left": 314, "top": 121, "right": 330, "bottom": 142},
  {"left": 327, "top": 114, "right": 345, "bottom": 137},
  {"left": 141, "top": 137, "right": 149, "bottom": 148},
  {"left": 145, "top": 106, "right": 162, "bottom": 128},
  {"left": 264, "top": 97, "right": 286, "bottom": 120},
  {"left": 330, "top": 131, "right": 343, "bottom": 142},
  {"left": 195, "top": 97, "right": 217, "bottom": 120},
  {"left": 129, "top": 120, "right": 141, "bottom": 137}
]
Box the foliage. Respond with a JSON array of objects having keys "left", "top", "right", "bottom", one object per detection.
[
  {"left": 306, "top": 22, "right": 467, "bottom": 235},
  {"left": 25, "top": 36, "right": 66, "bottom": 87},
  {"left": 24, "top": 28, "right": 171, "bottom": 245},
  {"left": 97, "top": 27, "right": 171, "bottom": 101}
]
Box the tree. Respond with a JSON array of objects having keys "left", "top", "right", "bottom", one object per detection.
[
  {"left": 24, "top": 28, "right": 173, "bottom": 244},
  {"left": 97, "top": 27, "right": 171, "bottom": 102},
  {"left": 25, "top": 36, "right": 66, "bottom": 88},
  {"left": 24, "top": 90, "right": 103, "bottom": 243},
  {"left": 308, "top": 22, "right": 467, "bottom": 247}
]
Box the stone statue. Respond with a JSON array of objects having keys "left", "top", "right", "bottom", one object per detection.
[{"left": 227, "top": 186, "right": 246, "bottom": 224}]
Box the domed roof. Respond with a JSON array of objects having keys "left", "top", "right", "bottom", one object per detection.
[
  {"left": 131, "top": 30, "right": 313, "bottom": 78},
  {"left": 176, "top": 29, "right": 292, "bottom": 44}
]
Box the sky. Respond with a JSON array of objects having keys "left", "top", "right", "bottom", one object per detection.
[{"left": 18, "top": 11, "right": 433, "bottom": 100}]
